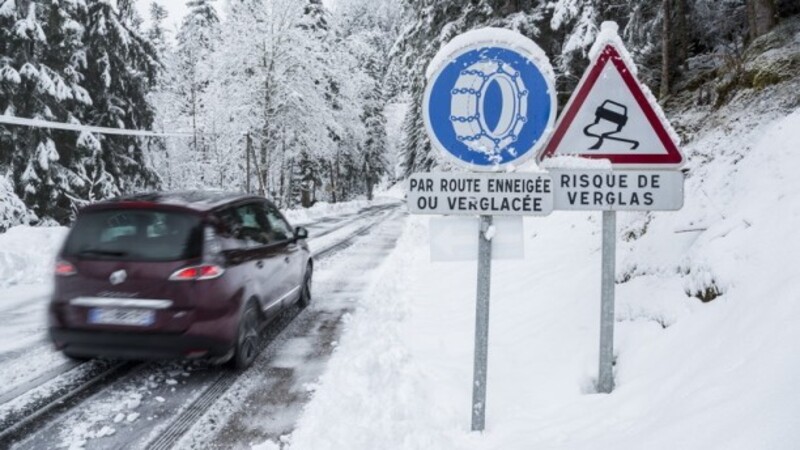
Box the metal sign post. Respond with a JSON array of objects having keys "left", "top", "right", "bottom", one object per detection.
[
  {"left": 472, "top": 215, "right": 493, "bottom": 430},
  {"left": 598, "top": 210, "right": 616, "bottom": 393},
  {"left": 546, "top": 168, "right": 683, "bottom": 392},
  {"left": 414, "top": 27, "right": 558, "bottom": 432}
]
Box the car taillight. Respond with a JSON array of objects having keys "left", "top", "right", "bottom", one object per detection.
[
  {"left": 55, "top": 260, "right": 77, "bottom": 276},
  {"left": 169, "top": 264, "right": 225, "bottom": 281}
]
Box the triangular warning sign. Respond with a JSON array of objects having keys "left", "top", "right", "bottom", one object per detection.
[{"left": 538, "top": 42, "right": 685, "bottom": 168}]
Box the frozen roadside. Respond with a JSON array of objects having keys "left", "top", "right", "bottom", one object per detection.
[
  {"left": 284, "top": 194, "right": 401, "bottom": 227},
  {"left": 0, "top": 226, "right": 71, "bottom": 390}
]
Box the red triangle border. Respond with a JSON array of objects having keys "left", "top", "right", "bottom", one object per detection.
[{"left": 539, "top": 44, "right": 684, "bottom": 166}]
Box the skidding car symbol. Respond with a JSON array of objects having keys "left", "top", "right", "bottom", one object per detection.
[{"left": 583, "top": 99, "right": 640, "bottom": 150}]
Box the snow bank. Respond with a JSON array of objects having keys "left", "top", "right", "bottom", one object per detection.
[
  {"left": 269, "top": 111, "right": 800, "bottom": 448},
  {"left": 0, "top": 225, "right": 69, "bottom": 288},
  {"left": 279, "top": 218, "right": 465, "bottom": 449},
  {"left": 283, "top": 197, "right": 398, "bottom": 225}
]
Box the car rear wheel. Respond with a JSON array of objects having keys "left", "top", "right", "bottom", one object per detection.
[
  {"left": 63, "top": 351, "right": 91, "bottom": 362},
  {"left": 298, "top": 263, "right": 313, "bottom": 308},
  {"left": 230, "top": 302, "right": 260, "bottom": 370}
]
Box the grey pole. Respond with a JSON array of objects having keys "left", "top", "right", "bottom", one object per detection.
[
  {"left": 245, "top": 133, "right": 252, "bottom": 194},
  {"left": 472, "top": 215, "right": 493, "bottom": 431},
  {"left": 598, "top": 210, "right": 616, "bottom": 393}
]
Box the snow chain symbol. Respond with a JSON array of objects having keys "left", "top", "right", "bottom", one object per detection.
[{"left": 449, "top": 60, "right": 529, "bottom": 158}]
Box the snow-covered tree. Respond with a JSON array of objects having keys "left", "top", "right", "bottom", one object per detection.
[
  {"left": 332, "top": 0, "right": 404, "bottom": 198},
  {"left": 80, "top": 0, "right": 160, "bottom": 197},
  {"left": 198, "top": 0, "right": 365, "bottom": 205},
  {"left": 0, "top": 0, "right": 162, "bottom": 223},
  {"left": 147, "top": 2, "right": 170, "bottom": 57},
  {"left": 0, "top": 172, "right": 35, "bottom": 231},
  {"left": 1, "top": 0, "right": 75, "bottom": 220},
  {"left": 174, "top": 0, "right": 219, "bottom": 166}
]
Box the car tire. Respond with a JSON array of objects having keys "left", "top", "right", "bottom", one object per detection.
[
  {"left": 298, "top": 263, "right": 313, "bottom": 308},
  {"left": 230, "top": 301, "right": 261, "bottom": 370},
  {"left": 63, "top": 351, "right": 91, "bottom": 362}
]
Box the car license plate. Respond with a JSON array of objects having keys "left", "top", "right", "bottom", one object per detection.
[{"left": 88, "top": 308, "right": 155, "bottom": 326}]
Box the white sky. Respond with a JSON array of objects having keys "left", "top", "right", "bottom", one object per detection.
[{"left": 135, "top": 0, "right": 190, "bottom": 36}]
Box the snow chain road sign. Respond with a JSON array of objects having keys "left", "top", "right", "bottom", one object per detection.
[
  {"left": 424, "top": 28, "right": 557, "bottom": 171},
  {"left": 535, "top": 22, "right": 686, "bottom": 395},
  {"left": 537, "top": 23, "right": 685, "bottom": 169},
  {"left": 408, "top": 172, "right": 553, "bottom": 216},
  {"left": 414, "top": 27, "right": 559, "bottom": 434}
]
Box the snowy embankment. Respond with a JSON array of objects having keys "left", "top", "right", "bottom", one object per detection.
[
  {"left": 268, "top": 108, "right": 800, "bottom": 448},
  {"left": 283, "top": 196, "right": 400, "bottom": 226},
  {"left": 0, "top": 226, "right": 69, "bottom": 290}
]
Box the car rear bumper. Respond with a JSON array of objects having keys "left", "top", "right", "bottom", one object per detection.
[{"left": 49, "top": 328, "right": 233, "bottom": 360}]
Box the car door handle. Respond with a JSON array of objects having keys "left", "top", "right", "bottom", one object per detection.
[
  {"left": 256, "top": 260, "right": 264, "bottom": 269},
  {"left": 284, "top": 256, "right": 290, "bottom": 264}
]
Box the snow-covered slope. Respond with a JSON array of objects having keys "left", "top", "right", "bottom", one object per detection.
[
  {"left": 268, "top": 24, "right": 800, "bottom": 450},
  {"left": 0, "top": 225, "right": 68, "bottom": 289}
]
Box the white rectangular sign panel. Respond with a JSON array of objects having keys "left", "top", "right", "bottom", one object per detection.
[
  {"left": 407, "top": 172, "right": 553, "bottom": 216},
  {"left": 430, "top": 216, "right": 524, "bottom": 262},
  {"left": 550, "top": 169, "right": 684, "bottom": 211}
]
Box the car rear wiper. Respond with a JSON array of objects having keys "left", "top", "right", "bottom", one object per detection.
[{"left": 76, "top": 249, "right": 129, "bottom": 258}]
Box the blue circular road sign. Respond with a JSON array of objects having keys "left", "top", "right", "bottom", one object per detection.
[{"left": 423, "top": 28, "right": 557, "bottom": 171}]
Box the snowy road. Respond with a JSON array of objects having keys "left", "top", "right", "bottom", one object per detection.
[{"left": 0, "top": 202, "right": 404, "bottom": 449}]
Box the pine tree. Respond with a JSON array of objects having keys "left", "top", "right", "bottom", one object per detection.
[
  {"left": 148, "top": 2, "right": 169, "bottom": 57},
  {"left": 336, "top": 0, "right": 404, "bottom": 197},
  {"left": 361, "top": 90, "right": 388, "bottom": 200},
  {"left": 0, "top": 0, "right": 67, "bottom": 219},
  {"left": 174, "top": 0, "right": 219, "bottom": 174},
  {"left": 0, "top": 0, "right": 162, "bottom": 223},
  {"left": 81, "top": 0, "right": 160, "bottom": 198}
]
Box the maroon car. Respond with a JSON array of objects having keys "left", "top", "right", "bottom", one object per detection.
[{"left": 48, "top": 191, "right": 312, "bottom": 369}]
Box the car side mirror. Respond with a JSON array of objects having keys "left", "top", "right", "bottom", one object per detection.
[{"left": 294, "top": 226, "right": 308, "bottom": 240}]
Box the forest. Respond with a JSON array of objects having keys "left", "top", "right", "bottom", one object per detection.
[{"left": 1, "top": 0, "right": 798, "bottom": 227}]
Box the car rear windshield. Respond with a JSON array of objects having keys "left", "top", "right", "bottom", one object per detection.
[{"left": 62, "top": 209, "right": 203, "bottom": 262}]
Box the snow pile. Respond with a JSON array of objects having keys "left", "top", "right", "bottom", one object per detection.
[
  {"left": 268, "top": 111, "right": 800, "bottom": 448},
  {"left": 0, "top": 225, "right": 68, "bottom": 288},
  {"left": 279, "top": 222, "right": 460, "bottom": 450},
  {"left": 283, "top": 197, "right": 398, "bottom": 225}
]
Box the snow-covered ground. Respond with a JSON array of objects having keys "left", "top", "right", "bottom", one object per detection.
[
  {"left": 284, "top": 197, "right": 399, "bottom": 226},
  {"left": 257, "top": 103, "right": 800, "bottom": 448}
]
